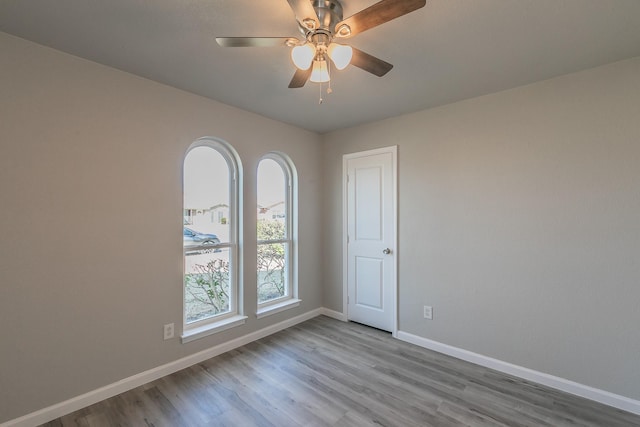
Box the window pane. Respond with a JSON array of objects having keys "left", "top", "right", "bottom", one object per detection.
[
  {"left": 257, "top": 159, "right": 286, "bottom": 240},
  {"left": 184, "top": 247, "right": 231, "bottom": 323},
  {"left": 257, "top": 242, "right": 287, "bottom": 303},
  {"left": 184, "top": 146, "right": 230, "bottom": 244},
  {"left": 183, "top": 144, "right": 236, "bottom": 326}
]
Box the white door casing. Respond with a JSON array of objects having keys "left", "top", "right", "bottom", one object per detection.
[{"left": 343, "top": 146, "right": 397, "bottom": 333}]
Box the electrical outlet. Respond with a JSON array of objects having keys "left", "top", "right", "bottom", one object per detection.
[
  {"left": 163, "top": 323, "right": 174, "bottom": 340},
  {"left": 423, "top": 305, "right": 433, "bottom": 320}
]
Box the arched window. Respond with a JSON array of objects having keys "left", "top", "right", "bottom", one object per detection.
[
  {"left": 257, "top": 153, "right": 298, "bottom": 315},
  {"left": 182, "top": 138, "right": 245, "bottom": 341}
]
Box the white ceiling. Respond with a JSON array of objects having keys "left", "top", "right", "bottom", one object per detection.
[{"left": 2, "top": 0, "right": 640, "bottom": 133}]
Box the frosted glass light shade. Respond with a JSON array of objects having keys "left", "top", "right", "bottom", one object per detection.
[
  {"left": 327, "top": 43, "right": 353, "bottom": 70},
  {"left": 309, "top": 60, "right": 330, "bottom": 83},
  {"left": 291, "top": 44, "right": 315, "bottom": 70}
]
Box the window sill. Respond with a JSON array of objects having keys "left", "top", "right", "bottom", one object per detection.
[
  {"left": 181, "top": 314, "right": 248, "bottom": 344},
  {"left": 256, "top": 298, "right": 301, "bottom": 319}
]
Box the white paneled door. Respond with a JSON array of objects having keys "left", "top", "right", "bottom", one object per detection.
[{"left": 345, "top": 147, "right": 396, "bottom": 332}]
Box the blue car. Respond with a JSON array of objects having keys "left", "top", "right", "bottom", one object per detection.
[{"left": 183, "top": 227, "right": 220, "bottom": 246}]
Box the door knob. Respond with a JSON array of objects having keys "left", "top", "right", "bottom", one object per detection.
[{"left": 383, "top": 248, "right": 392, "bottom": 255}]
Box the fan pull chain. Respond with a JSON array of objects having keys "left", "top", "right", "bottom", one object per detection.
[
  {"left": 318, "top": 56, "right": 332, "bottom": 104},
  {"left": 327, "top": 58, "right": 333, "bottom": 94}
]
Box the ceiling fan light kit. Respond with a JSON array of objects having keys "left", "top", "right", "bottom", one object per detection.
[
  {"left": 310, "top": 59, "right": 331, "bottom": 83},
  {"left": 327, "top": 43, "right": 353, "bottom": 70},
  {"left": 291, "top": 43, "right": 316, "bottom": 70},
  {"left": 216, "top": 0, "right": 426, "bottom": 98}
]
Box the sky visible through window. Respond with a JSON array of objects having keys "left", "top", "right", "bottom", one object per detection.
[
  {"left": 184, "top": 148, "right": 284, "bottom": 211},
  {"left": 183, "top": 146, "right": 229, "bottom": 209},
  {"left": 257, "top": 159, "right": 285, "bottom": 213}
]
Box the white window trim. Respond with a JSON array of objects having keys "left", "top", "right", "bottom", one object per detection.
[
  {"left": 256, "top": 298, "right": 301, "bottom": 319},
  {"left": 182, "top": 137, "right": 244, "bottom": 342},
  {"left": 257, "top": 152, "right": 298, "bottom": 311},
  {"left": 181, "top": 314, "right": 248, "bottom": 343}
]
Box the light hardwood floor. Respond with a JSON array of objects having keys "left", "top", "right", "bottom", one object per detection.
[{"left": 42, "top": 316, "right": 640, "bottom": 426}]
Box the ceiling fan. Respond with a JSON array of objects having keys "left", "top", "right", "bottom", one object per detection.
[{"left": 216, "top": 0, "right": 426, "bottom": 89}]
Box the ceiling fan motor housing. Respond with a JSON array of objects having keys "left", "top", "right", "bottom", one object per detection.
[{"left": 300, "top": 0, "right": 344, "bottom": 38}]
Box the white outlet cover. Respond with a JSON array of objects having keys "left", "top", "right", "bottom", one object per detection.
[
  {"left": 424, "top": 306, "right": 433, "bottom": 320},
  {"left": 163, "top": 323, "right": 174, "bottom": 340}
]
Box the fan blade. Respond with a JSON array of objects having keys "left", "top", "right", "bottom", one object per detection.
[
  {"left": 288, "top": 67, "right": 312, "bottom": 88},
  {"left": 216, "top": 37, "right": 297, "bottom": 47},
  {"left": 334, "top": 0, "right": 426, "bottom": 38},
  {"left": 286, "top": 0, "right": 320, "bottom": 30},
  {"left": 350, "top": 47, "right": 393, "bottom": 77}
]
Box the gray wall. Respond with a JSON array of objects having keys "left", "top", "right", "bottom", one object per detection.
[
  {"left": 0, "top": 33, "right": 323, "bottom": 423},
  {"left": 322, "top": 57, "right": 640, "bottom": 401}
]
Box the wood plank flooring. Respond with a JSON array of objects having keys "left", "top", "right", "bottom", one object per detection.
[{"left": 42, "top": 316, "right": 640, "bottom": 426}]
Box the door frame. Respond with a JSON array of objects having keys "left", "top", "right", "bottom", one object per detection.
[{"left": 342, "top": 145, "right": 398, "bottom": 337}]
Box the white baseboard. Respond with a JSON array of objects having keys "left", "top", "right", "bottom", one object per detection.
[
  {"left": 2, "top": 308, "right": 323, "bottom": 427},
  {"left": 396, "top": 330, "right": 640, "bottom": 416},
  {"left": 319, "top": 307, "right": 347, "bottom": 321}
]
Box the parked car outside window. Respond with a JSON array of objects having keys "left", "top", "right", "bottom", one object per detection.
[{"left": 183, "top": 227, "right": 220, "bottom": 247}]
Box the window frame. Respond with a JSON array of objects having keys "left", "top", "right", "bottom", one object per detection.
[
  {"left": 182, "top": 137, "right": 245, "bottom": 343},
  {"left": 256, "top": 152, "right": 299, "bottom": 317}
]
